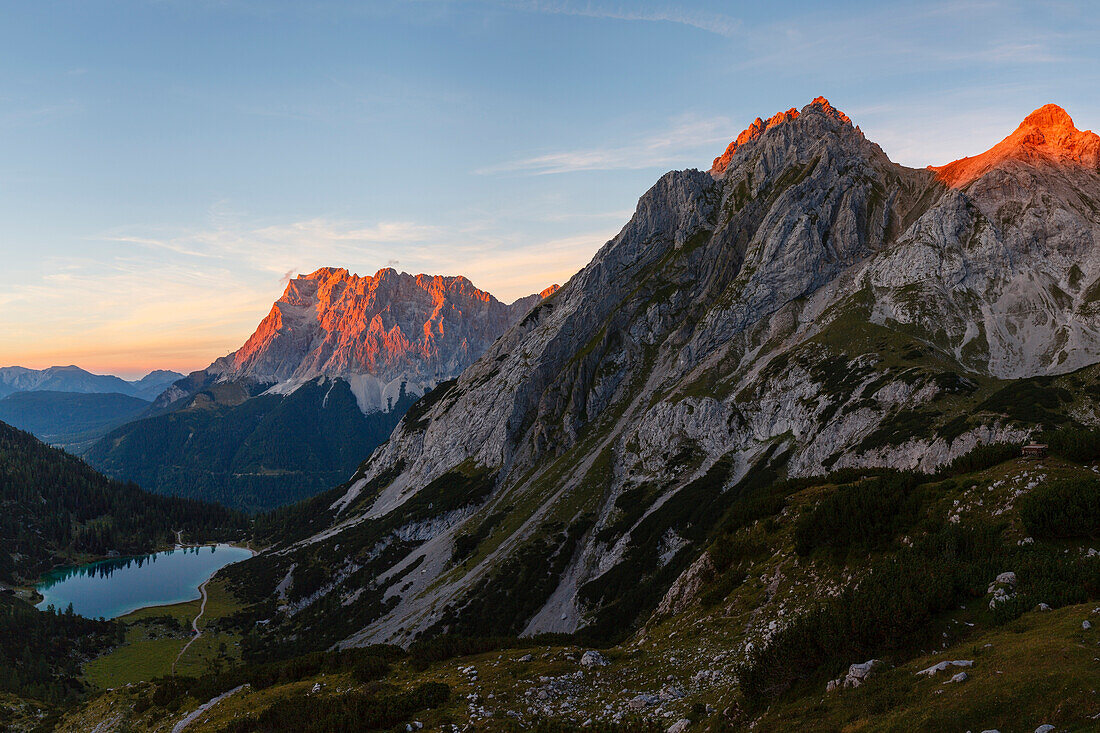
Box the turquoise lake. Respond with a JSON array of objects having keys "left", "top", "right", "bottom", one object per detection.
[{"left": 35, "top": 544, "right": 253, "bottom": 620}]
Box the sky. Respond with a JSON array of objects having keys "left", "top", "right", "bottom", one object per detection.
[{"left": 1, "top": 0, "right": 1097, "bottom": 379}]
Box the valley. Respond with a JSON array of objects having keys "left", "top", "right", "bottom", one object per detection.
[{"left": 46, "top": 448, "right": 1100, "bottom": 732}]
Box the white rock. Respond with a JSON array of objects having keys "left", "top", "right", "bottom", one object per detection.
[
  {"left": 916, "top": 660, "right": 973, "bottom": 677},
  {"left": 580, "top": 650, "right": 609, "bottom": 668},
  {"left": 667, "top": 720, "right": 691, "bottom": 733}
]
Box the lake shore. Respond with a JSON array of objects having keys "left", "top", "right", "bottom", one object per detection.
[{"left": 35, "top": 543, "right": 254, "bottom": 620}]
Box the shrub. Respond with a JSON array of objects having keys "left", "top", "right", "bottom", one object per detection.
[
  {"left": 738, "top": 525, "right": 998, "bottom": 705},
  {"left": 793, "top": 473, "right": 923, "bottom": 557},
  {"left": 936, "top": 442, "right": 1020, "bottom": 478},
  {"left": 1045, "top": 428, "right": 1100, "bottom": 463},
  {"left": 218, "top": 681, "right": 450, "bottom": 732},
  {"left": 1019, "top": 478, "right": 1100, "bottom": 539}
]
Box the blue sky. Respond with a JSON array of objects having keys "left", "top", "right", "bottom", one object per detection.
[{"left": 1, "top": 0, "right": 1097, "bottom": 377}]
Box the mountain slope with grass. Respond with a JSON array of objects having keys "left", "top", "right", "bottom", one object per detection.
[
  {"left": 57, "top": 442, "right": 1100, "bottom": 732},
  {"left": 84, "top": 377, "right": 417, "bottom": 512},
  {"left": 217, "top": 99, "right": 1100, "bottom": 657}
]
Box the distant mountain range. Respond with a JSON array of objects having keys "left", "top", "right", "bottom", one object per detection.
[
  {"left": 84, "top": 269, "right": 556, "bottom": 511},
  {"left": 0, "top": 365, "right": 182, "bottom": 401},
  {"left": 0, "top": 367, "right": 184, "bottom": 449}
]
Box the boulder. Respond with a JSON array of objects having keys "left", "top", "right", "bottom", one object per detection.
[
  {"left": 1084, "top": 620, "right": 1092, "bottom": 630},
  {"left": 580, "top": 650, "right": 609, "bottom": 668},
  {"left": 659, "top": 685, "right": 685, "bottom": 702},
  {"left": 949, "top": 671, "right": 968, "bottom": 683},
  {"left": 1035, "top": 725, "right": 1055, "bottom": 733},
  {"left": 988, "top": 571, "right": 1018, "bottom": 609},
  {"left": 667, "top": 720, "right": 691, "bottom": 733},
  {"left": 845, "top": 659, "right": 883, "bottom": 686},
  {"left": 1036, "top": 603, "right": 1051, "bottom": 611},
  {"left": 827, "top": 659, "right": 884, "bottom": 690}
]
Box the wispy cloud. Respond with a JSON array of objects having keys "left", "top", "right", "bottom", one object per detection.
[
  {"left": 0, "top": 99, "right": 82, "bottom": 128},
  {"left": 506, "top": 0, "right": 741, "bottom": 38},
  {"left": 477, "top": 114, "right": 733, "bottom": 175}
]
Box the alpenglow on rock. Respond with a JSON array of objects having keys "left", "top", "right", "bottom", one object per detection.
[
  {"left": 206, "top": 267, "right": 557, "bottom": 413},
  {"left": 223, "top": 98, "right": 1100, "bottom": 653}
]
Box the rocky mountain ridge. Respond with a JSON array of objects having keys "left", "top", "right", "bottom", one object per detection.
[
  {"left": 931, "top": 102, "right": 1100, "bottom": 187},
  {"left": 226, "top": 98, "right": 1100, "bottom": 656},
  {"left": 203, "top": 267, "right": 556, "bottom": 414}
]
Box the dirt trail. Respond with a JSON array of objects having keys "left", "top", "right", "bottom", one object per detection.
[{"left": 171, "top": 579, "right": 210, "bottom": 673}]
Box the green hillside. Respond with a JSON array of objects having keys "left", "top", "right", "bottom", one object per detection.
[
  {"left": 0, "top": 390, "right": 150, "bottom": 450},
  {"left": 0, "top": 420, "right": 246, "bottom": 585},
  {"left": 85, "top": 378, "right": 417, "bottom": 512},
  {"left": 53, "top": 441, "right": 1100, "bottom": 732}
]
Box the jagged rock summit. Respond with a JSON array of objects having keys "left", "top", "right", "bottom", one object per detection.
[
  {"left": 710, "top": 96, "right": 853, "bottom": 176},
  {"left": 931, "top": 103, "right": 1100, "bottom": 187},
  {"left": 86, "top": 267, "right": 557, "bottom": 510},
  {"left": 205, "top": 267, "right": 555, "bottom": 413}
]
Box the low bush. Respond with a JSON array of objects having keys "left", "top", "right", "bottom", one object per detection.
[
  {"left": 793, "top": 473, "right": 924, "bottom": 557},
  {"left": 738, "top": 523, "right": 1001, "bottom": 705},
  {"left": 217, "top": 681, "right": 450, "bottom": 733},
  {"left": 1045, "top": 428, "right": 1100, "bottom": 463},
  {"left": 1019, "top": 478, "right": 1100, "bottom": 539},
  {"left": 937, "top": 442, "right": 1020, "bottom": 478}
]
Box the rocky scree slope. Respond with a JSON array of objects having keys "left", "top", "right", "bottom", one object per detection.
[{"left": 228, "top": 99, "right": 1100, "bottom": 653}]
